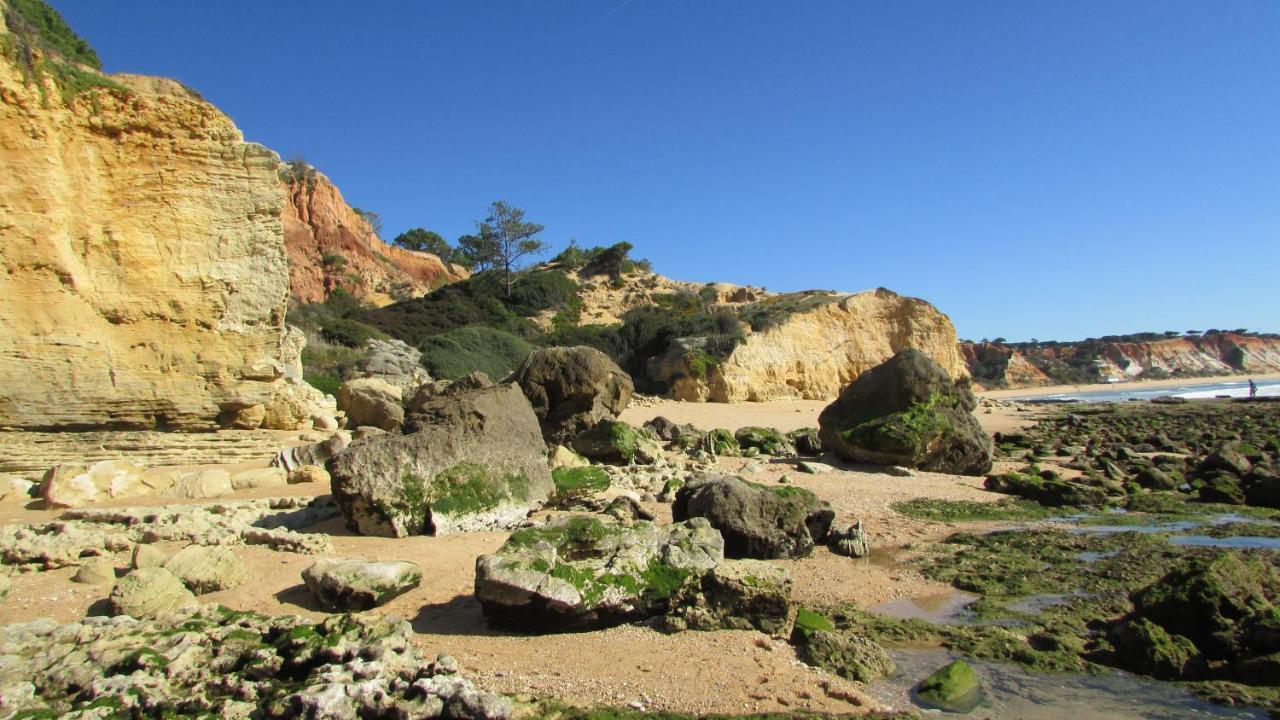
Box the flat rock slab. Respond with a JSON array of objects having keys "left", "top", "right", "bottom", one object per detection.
[
  {"left": 163, "top": 545, "right": 249, "bottom": 594},
  {"left": 302, "top": 559, "right": 423, "bottom": 611},
  {"left": 108, "top": 567, "right": 197, "bottom": 619}
]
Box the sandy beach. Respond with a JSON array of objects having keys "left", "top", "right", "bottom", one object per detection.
[{"left": 978, "top": 372, "right": 1280, "bottom": 401}]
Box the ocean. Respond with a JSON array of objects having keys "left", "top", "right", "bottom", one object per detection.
[{"left": 1011, "top": 378, "right": 1280, "bottom": 403}]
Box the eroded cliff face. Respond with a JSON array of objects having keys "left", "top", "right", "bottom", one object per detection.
[
  {"left": 963, "top": 333, "right": 1280, "bottom": 389},
  {"left": 652, "top": 288, "right": 966, "bottom": 402},
  {"left": 281, "top": 166, "right": 466, "bottom": 306},
  {"left": 0, "top": 18, "right": 296, "bottom": 429}
]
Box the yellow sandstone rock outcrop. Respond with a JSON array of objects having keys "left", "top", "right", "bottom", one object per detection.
[
  {"left": 0, "top": 14, "right": 307, "bottom": 430},
  {"left": 653, "top": 288, "right": 966, "bottom": 402}
]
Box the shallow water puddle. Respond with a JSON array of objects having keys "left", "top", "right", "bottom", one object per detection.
[
  {"left": 870, "top": 589, "right": 979, "bottom": 624},
  {"left": 869, "top": 648, "right": 1267, "bottom": 720},
  {"left": 1170, "top": 535, "right": 1280, "bottom": 550}
]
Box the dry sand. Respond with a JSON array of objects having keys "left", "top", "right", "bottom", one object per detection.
[{"left": 0, "top": 397, "right": 1038, "bottom": 715}]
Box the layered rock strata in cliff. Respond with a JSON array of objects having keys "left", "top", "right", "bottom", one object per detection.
[
  {"left": 281, "top": 165, "right": 467, "bottom": 306},
  {"left": 0, "top": 16, "right": 314, "bottom": 430},
  {"left": 650, "top": 288, "right": 966, "bottom": 402}
]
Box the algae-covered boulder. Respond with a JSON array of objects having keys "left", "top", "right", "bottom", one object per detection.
[
  {"left": 790, "top": 608, "right": 896, "bottom": 683},
  {"left": 984, "top": 471, "right": 1108, "bottom": 507},
  {"left": 514, "top": 346, "right": 634, "bottom": 445},
  {"left": 672, "top": 475, "right": 834, "bottom": 559},
  {"left": 302, "top": 559, "right": 422, "bottom": 611},
  {"left": 915, "top": 659, "right": 983, "bottom": 713},
  {"left": 734, "top": 427, "right": 794, "bottom": 457},
  {"left": 663, "top": 559, "right": 793, "bottom": 635},
  {"left": 474, "top": 515, "right": 724, "bottom": 632},
  {"left": 327, "top": 384, "right": 552, "bottom": 537},
  {"left": 1110, "top": 617, "right": 1205, "bottom": 680},
  {"left": 1197, "top": 471, "right": 1246, "bottom": 505},
  {"left": 1131, "top": 553, "right": 1280, "bottom": 660},
  {"left": 550, "top": 466, "right": 611, "bottom": 501},
  {"left": 818, "top": 349, "right": 992, "bottom": 475},
  {"left": 572, "top": 420, "right": 659, "bottom": 465}
]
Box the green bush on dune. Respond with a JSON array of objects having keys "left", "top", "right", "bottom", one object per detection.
[{"left": 418, "top": 325, "right": 536, "bottom": 380}]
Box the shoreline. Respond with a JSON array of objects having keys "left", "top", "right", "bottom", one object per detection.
[{"left": 978, "top": 372, "right": 1280, "bottom": 401}]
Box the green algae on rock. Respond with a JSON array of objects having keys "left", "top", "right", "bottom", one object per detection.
[
  {"left": 915, "top": 659, "right": 983, "bottom": 713},
  {"left": 474, "top": 515, "right": 724, "bottom": 632}
]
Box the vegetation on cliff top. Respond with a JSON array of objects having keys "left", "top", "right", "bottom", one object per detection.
[{"left": 4, "top": 0, "right": 100, "bottom": 69}]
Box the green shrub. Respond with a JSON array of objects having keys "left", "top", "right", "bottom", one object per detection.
[
  {"left": 6, "top": 0, "right": 101, "bottom": 68},
  {"left": 505, "top": 270, "right": 579, "bottom": 316},
  {"left": 362, "top": 272, "right": 540, "bottom": 345},
  {"left": 300, "top": 340, "right": 363, "bottom": 397},
  {"left": 418, "top": 325, "right": 536, "bottom": 380},
  {"left": 319, "top": 317, "right": 386, "bottom": 348}
]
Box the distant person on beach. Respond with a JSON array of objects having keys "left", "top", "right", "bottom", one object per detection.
[{"left": 1249, "top": 379, "right": 1258, "bottom": 399}]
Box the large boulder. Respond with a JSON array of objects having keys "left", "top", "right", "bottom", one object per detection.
[
  {"left": 572, "top": 420, "right": 660, "bottom": 465},
  {"left": 514, "top": 346, "right": 634, "bottom": 444},
  {"left": 672, "top": 475, "right": 834, "bottom": 559},
  {"left": 40, "top": 461, "right": 153, "bottom": 508},
  {"left": 790, "top": 609, "right": 896, "bottom": 683},
  {"left": 327, "top": 384, "right": 553, "bottom": 537},
  {"left": 302, "top": 559, "right": 422, "bottom": 611},
  {"left": 353, "top": 339, "right": 432, "bottom": 394},
  {"left": 474, "top": 515, "right": 724, "bottom": 632},
  {"left": 817, "top": 349, "right": 992, "bottom": 475},
  {"left": 336, "top": 378, "right": 404, "bottom": 431}
]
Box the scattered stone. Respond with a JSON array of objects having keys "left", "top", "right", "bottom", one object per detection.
[
  {"left": 71, "top": 557, "right": 117, "bottom": 585},
  {"left": 163, "top": 545, "right": 249, "bottom": 594},
  {"left": 272, "top": 432, "right": 350, "bottom": 472},
  {"left": 0, "top": 575, "right": 9, "bottom": 603},
  {"left": 336, "top": 378, "right": 405, "bottom": 432},
  {"left": 230, "top": 467, "right": 287, "bottom": 491},
  {"left": 828, "top": 521, "right": 871, "bottom": 558},
  {"left": 664, "top": 559, "right": 793, "bottom": 635},
  {"left": 548, "top": 445, "right": 590, "bottom": 470},
  {"left": 797, "top": 461, "right": 833, "bottom": 475},
  {"left": 916, "top": 659, "right": 983, "bottom": 713},
  {"left": 514, "top": 346, "right": 634, "bottom": 444},
  {"left": 788, "top": 428, "right": 824, "bottom": 457},
  {"left": 818, "top": 349, "right": 993, "bottom": 475},
  {"left": 699, "top": 428, "right": 741, "bottom": 457},
  {"left": 643, "top": 416, "right": 680, "bottom": 442},
  {"left": 0, "top": 606, "right": 508, "bottom": 718},
  {"left": 160, "top": 468, "right": 233, "bottom": 500},
  {"left": 302, "top": 558, "right": 422, "bottom": 611},
  {"left": 329, "top": 384, "right": 553, "bottom": 537},
  {"left": 287, "top": 464, "right": 329, "bottom": 485},
  {"left": 131, "top": 543, "right": 167, "bottom": 569},
  {"left": 886, "top": 465, "right": 914, "bottom": 477},
  {"left": 673, "top": 475, "right": 834, "bottom": 559},
  {"left": 40, "top": 460, "right": 151, "bottom": 508},
  {"left": 474, "top": 515, "right": 724, "bottom": 632},
  {"left": 107, "top": 567, "right": 197, "bottom": 618},
  {"left": 603, "top": 495, "right": 655, "bottom": 523}
]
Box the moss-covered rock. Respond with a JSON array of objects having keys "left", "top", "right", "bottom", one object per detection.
[
  {"left": 788, "top": 427, "right": 824, "bottom": 457},
  {"left": 983, "top": 471, "right": 1109, "bottom": 508},
  {"left": 1110, "top": 617, "right": 1205, "bottom": 680},
  {"left": 328, "top": 384, "right": 553, "bottom": 537},
  {"left": 551, "top": 466, "right": 611, "bottom": 499},
  {"left": 1197, "top": 471, "right": 1246, "bottom": 505},
  {"left": 474, "top": 515, "right": 724, "bottom": 632},
  {"left": 915, "top": 659, "right": 982, "bottom": 713},
  {"left": 734, "top": 427, "right": 794, "bottom": 456},
  {"left": 790, "top": 623, "right": 896, "bottom": 683},
  {"left": 573, "top": 420, "right": 658, "bottom": 465},
  {"left": 701, "top": 428, "right": 741, "bottom": 456},
  {"left": 817, "top": 349, "right": 992, "bottom": 475},
  {"left": 663, "top": 559, "right": 793, "bottom": 635}
]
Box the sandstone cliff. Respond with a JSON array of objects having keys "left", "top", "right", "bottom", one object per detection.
[
  {"left": 0, "top": 6, "right": 321, "bottom": 430},
  {"left": 281, "top": 165, "right": 467, "bottom": 306},
  {"left": 650, "top": 288, "right": 966, "bottom": 402},
  {"left": 964, "top": 332, "right": 1280, "bottom": 389}
]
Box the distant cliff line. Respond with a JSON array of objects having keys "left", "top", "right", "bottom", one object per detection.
[{"left": 962, "top": 331, "right": 1280, "bottom": 389}]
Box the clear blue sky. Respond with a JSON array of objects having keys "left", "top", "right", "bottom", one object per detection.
[{"left": 52, "top": 1, "right": 1279, "bottom": 342}]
